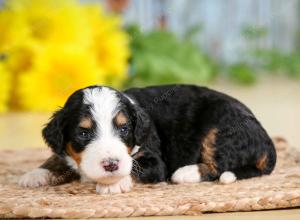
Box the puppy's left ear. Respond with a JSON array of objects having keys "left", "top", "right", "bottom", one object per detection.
[
  {"left": 134, "top": 106, "right": 151, "bottom": 145},
  {"left": 133, "top": 105, "right": 162, "bottom": 152},
  {"left": 42, "top": 108, "right": 67, "bottom": 156}
]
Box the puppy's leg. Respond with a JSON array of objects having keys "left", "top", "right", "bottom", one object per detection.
[
  {"left": 171, "top": 164, "right": 201, "bottom": 183},
  {"left": 172, "top": 129, "right": 219, "bottom": 184},
  {"left": 219, "top": 171, "right": 237, "bottom": 184},
  {"left": 19, "top": 154, "right": 80, "bottom": 187},
  {"left": 131, "top": 150, "right": 167, "bottom": 183},
  {"left": 171, "top": 163, "right": 219, "bottom": 184},
  {"left": 96, "top": 175, "right": 132, "bottom": 194}
]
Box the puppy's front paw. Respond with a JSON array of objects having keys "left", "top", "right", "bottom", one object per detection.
[
  {"left": 171, "top": 165, "right": 201, "bottom": 184},
  {"left": 96, "top": 175, "right": 132, "bottom": 194},
  {"left": 19, "top": 168, "right": 54, "bottom": 188}
]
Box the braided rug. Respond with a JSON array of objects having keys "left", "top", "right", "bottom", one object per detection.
[{"left": 0, "top": 137, "right": 300, "bottom": 218}]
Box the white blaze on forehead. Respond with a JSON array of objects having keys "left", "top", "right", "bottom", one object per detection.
[{"left": 83, "top": 87, "right": 120, "bottom": 136}]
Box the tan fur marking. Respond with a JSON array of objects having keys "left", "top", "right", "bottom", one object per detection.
[
  {"left": 127, "top": 146, "right": 144, "bottom": 159},
  {"left": 66, "top": 144, "right": 81, "bottom": 165},
  {"left": 256, "top": 153, "right": 268, "bottom": 170},
  {"left": 127, "top": 146, "right": 132, "bottom": 154},
  {"left": 198, "top": 163, "right": 211, "bottom": 177},
  {"left": 132, "top": 151, "right": 144, "bottom": 160},
  {"left": 115, "top": 112, "right": 128, "bottom": 126},
  {"left": 79, "top": 117, "right": 92, "bottom": 129},
  {"left": 200, "top": 128, "right": 218, "bottom": 176}
]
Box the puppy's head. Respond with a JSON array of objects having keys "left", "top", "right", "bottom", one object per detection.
[{"left": 42, "top": 86, "right": 149, "bottom": 184}]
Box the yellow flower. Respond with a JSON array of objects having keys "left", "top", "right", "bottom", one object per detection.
[
  {"left": 0, "top": 7, "right": 28, "bottom": 53},
  {"left": 83, "top": 5, "right": 130, "bottom": 87},
  {"left": 3, "top": 0, "right": 93, "bottom": 47},
  {"left": 1, "top": 0, "right": 130, "bottom": 111},
  {"left": 92, "top": 29, "right": 130, "bottom": 87},
  {"left": 5, "top": 41, "right": 38, "bottom": 74},
  {"left": 0, "top": 63, "right": 11, "bottom": 113},
  {"left": 18, "top": 46, "right": 104, "bottom": 111}
]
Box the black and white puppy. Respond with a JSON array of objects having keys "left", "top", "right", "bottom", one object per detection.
[{"left": 19, "top": 85, "right": 276, "bottom": 194}]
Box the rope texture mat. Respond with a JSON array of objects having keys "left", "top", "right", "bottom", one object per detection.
[{"left": 0, "top": 137, "right": 300, "bottom": 218}]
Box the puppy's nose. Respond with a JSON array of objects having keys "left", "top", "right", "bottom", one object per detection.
[{"left": 101, "top": 158, "right": 119, "bottom": 172}]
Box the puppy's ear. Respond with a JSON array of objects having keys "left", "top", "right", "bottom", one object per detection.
[
  {"left": 134, "top": 106, "right": 150, "bottom": 145},
  {"left": 42, "top": 108, "right": 67, "bottom": 155},
  {"left": 134, "top": 106, "right": 158, "bottom": 145}
]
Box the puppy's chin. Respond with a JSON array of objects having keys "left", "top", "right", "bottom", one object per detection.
[
  {"left": 79, "top": 155, "right": 133, "bottom": 185},
  {"left": 82, "top": 170, "right": 130, "bottom": 185},
  {"left": 96, "top": 175, "right": 125, "bottom": 185}
]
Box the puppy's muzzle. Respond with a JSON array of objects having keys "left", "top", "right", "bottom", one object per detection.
[{"left": 101, "top": 158, "right": 119, "bottom": 172}]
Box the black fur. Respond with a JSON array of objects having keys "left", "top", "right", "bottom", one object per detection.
[
  {"left": 40, "top": 84, "right": 276, "bottom": 184},
  {"left": 42, "top": 109, "right": 67, "bottom": 156},
  {"left": 40, "top": 155, "right": 80, "bottom": 184},
  {"left": 125, "top": 85, "right": 276, "bottom": 181}
]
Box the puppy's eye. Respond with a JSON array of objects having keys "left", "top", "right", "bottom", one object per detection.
[
  {"left": 78, "top": 130, "right": 91, "bottom": 140},
  {"left": 119, "top": 124, "right": 129, "bottom": 135}
]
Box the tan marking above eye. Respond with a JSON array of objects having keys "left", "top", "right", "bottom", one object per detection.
[
  {"left": 115, "top": 112, "right": 128, "bottom": 126},
  {"left": 79, "top": 117, "right": 92, "bottom": 129}
]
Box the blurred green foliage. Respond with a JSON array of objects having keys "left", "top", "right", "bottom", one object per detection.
[
  {"left": 126, "top": 24, "right": 300, "bottom": 87},
  {"left": 227, "top": 25, "right": 300, "bottom": 85},
  {"left": 255, "top": 49, "right": 300, "bottom": 78},
  {"left": 125, "top": 25, "right": 215, "bottom": 86},
  {"left": 241, "top": 25, "right": 268, "bottom": 39},
  {"left": 228, "top": 63, "right": 257, "bottom": 84}
]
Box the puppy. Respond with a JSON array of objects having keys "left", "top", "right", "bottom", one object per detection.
[{"left": 19, "top": 85, "right": 276, "bottom": 194}]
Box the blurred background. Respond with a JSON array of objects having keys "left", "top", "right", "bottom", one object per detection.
[{"left": 0, "top": 0, "right": 299, "bottom": 149}]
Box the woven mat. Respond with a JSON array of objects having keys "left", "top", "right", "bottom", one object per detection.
[{"left": 0, "top": 137, "right": 300, "bottom": 218}]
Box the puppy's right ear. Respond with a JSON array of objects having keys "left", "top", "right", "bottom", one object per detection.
[{"left": 42, "top": 108, "right": 67, "bottom": 156}]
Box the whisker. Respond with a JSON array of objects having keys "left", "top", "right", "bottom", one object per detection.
[{"left": 132, "top": 159, "right": 144, "bottom": 176}]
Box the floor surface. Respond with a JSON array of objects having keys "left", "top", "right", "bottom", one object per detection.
[{"left": 0, "top": 77, "right": 299, "bottom": 219}]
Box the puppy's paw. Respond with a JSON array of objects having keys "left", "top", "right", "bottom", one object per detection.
[
  {"left": 219, "top": 171, "right": 237, "bottom": 184},
  {"left": 96, "top": 175, "right": 132, "bottom": 194},
  {"left": 171, "top": 165, "right": 201, "bottom": 184},
  {"left": 19, "top": 168, "right": 54, "bottom": 188}
]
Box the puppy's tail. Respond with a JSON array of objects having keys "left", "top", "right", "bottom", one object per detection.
[{"left": 234, "top": 143, "right": 277, "bottom": 181}]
